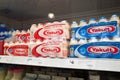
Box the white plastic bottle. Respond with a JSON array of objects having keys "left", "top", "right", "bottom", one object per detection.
[
  {"left": 61, "top": 20, "right": 70, "bottom": 39},
  {"left": 88, "top": 18, "right": 97, "bottom": 24},
  {"left": 30, "top": 24, "right": 38, "bottom": 41},
  {"left": 99, "top": 37, "right": 111, "bottom": 42},
  {"left": 79, "top": 20, "right": 87, "bottom": 26},
  {"left": 38, "top": 23, "right": 44, "bottom": 29},
  {"left": 27, "top": 29, "right": 30, "bottom": 33},
  {"left": 11, "top": 69, "right": 23, "bottom": 80},
  {"left": 16, "top": 30, "right": 20, "bottom": 35},
  {"left": 15, "top": 30, "right": 21, "bottom": 42},
  {"left": 7, "top": 41, "right": 14, "bottom": 56},
  {"left": 8, "top": 31, "right": 12, "bottom": 35},
  {"left": 36, "top": 40, "right": 41, "bottom": 44},
  {"left": 70, "top": 38, "right": 78, "bottom": 45},
  {"left": 78, "top": 38, "right": 87, "bottom": 44},
  {"left": 4, "top": 42, "right": 9, "bottom": 55},
  {"left": 57, "top": 39, "right": 68, "bottom": 58},
  {"left": 29, "top": 41, "right": 36, "bottom": 57},
  {"left": 88, "top": 37, "right": 98, "bottom": 43},
  {"left": 5, "top": 68, "right": 14, "bottom": 80},
  {"left": 21, "top": 30, "right": 26, "bottom": 34},
  {"left": 0, "top": 32, "right": 4, "bottom": 36},
  {"left": 99, "top": 16, "right": 108, "bottom": 22},
  {"left": 4, "top": 31, "right": 8, "bottom": 36},
  {"left": 112, "top": 36, "right": 120, "bottom": 42},
  {"left": 12, "top": 31, "right": 16, "bottom": 36},
  {"left": 30, "top": 24, "right": 38, "bottom": 32},
  {"left": 74, "top": 38, "right": 87, "bottom": 58},
  {"left": 71, "top": 21, "right": 78, "bottom": 28},
  {"left": 76, "top": 20, "right": 87, "bottom": 39},
  {"left": 110, "top": 14, "right": 119, "bottom": 24}
]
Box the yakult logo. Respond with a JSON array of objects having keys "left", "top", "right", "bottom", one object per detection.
[
  {"left": 15, "top": 49, "right": 27, "bottom": 54},
  {"left": 87, "top": 46, "right": 119, "bottom": 54},
  {"left": 43, "top": 29, "right": 63, "bottom": 36},
  {"left": 41, "top": 47, "right": 61, "bottom": 53},
  {"left": 8, "top": 45, "right": 28, "bottom": 56},
  {"left": 87, "top": 26, "right": 116, "bottom": 34}
]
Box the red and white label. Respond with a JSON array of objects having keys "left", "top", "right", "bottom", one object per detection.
[
  {"left": 87, "top": 46, "right": 119, "bottom": 54},
  {"left": 43, "top": 29, "right": 63, "bottom": 36},
  {"left": 32, "top": 41, "right": 62, "bottom": 57},
  {"left": 18, "top": 33, "right": 30, "bottom": 42},
  {"left": 41, "top": 47, "right": 61, "bottom": 53},
  {"left": 8, "top": 45, "right": 28, "bottom": 56},
  {"left": 87, "top": 26, "right": 116, "bottom": 34},
  {"left": 34, "top": 23, "right": 67, "bottom": 41}
]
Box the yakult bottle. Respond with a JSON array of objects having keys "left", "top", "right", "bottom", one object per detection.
[
  {"left": 70, "top": 38, "right": 78, "bottom": 45},
  {"left": 78, "top": 38, "right": 87, "bottom": 44},
  {"left": 4, "top": 31, "right": 8, "bottom": 36},
  {"left": 4, "top": 42, "right": 9, "bottom": 55},
  {"left": 88, "top": 18, "right": 97, "bottom": 24},
  {"left": 110, "top": 14, "right": 120, "bottom": 37},
  {"left": 71, "top": 21, "right": 78, "bottom": 28},
  {"left": 110, "top": 14, "right": 119, "bottom": 24},
  {"left": 99, "top": 37, "right": 111, "bottom": 42},
  {"left": 38, "top": 23, "right": 44, "bottom": 29},
  {"left": 79, "top": 20, "right": 87, "bottom": 26},
  {"left": 88, "top": 37, "right": 98, "bottom": 43},
  {"left": 99, "top": 16, "right": 108, "bottom": 22},
  {"left": 76, "top": 20, "right": 87, "bottom": 40},
  {"left": 57, "top": 39, "right": 68, "bottom": 58},
  {"left": 30, "top": 24, "right": 38, "bottom": 41},
  {"left": 7, "top": 41, "right": 14, "bottom": 56},
  {"left": 29, "top": 41, "right": 36, "bottom": 57},
  {"left": 61, "top": 20, "right": 70, "bottom": 39}
]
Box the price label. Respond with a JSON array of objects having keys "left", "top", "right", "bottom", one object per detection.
[
  {"left": 78, "top": 60, "right": 96, "bottom": 69},
  {"left": 27, "top": 58, "right": 32, "bottom": 62},
  {"left": 38, "top": 60, "right": 42, "bottom": 64}
]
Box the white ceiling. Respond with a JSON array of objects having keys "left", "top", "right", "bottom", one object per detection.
[{"left": 0, "top": 0, "right": 120, "bottom": 21}]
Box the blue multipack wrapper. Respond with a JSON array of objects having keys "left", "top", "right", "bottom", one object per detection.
[
  {"left": 0, "top": 24, "right": 7, "bottom": 32},
  {"left": 71, "top": 21, "right": 119, "bottom": 40},
  {"left": 70, "top": 42, "right": 120, "bottom": 59}
]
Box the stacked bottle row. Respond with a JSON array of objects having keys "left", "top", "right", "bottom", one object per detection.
[
  {"left": 4, "top": 21, "right": 70, "bottom": 58},
  {"left": 3, "top": 14, "right": 120, "bottom": 59},
  {"left": 70, "top": 14, "right": 120, "bottom": 58}
]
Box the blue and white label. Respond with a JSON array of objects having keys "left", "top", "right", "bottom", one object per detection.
[
  {"left": 71, "top": 42, "right": 120, "bottom": 58},
  {"left": 73, "top": 21, "right": 118, "bottom": 39}
]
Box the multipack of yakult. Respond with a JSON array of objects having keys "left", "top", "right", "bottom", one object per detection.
[
  {"left": 71, "top": 14, "right": 119, "bottom": 40},
  {"left": 30, "top": 21, "right": 70, "bottom": 41},
  {"left": 3, "top": 29, "right": 30, "bottom": 56},
  {"left": 29, "top": 21, "right": 70, "bottom": 58},
  {"left": 3, "top": 21, "right": 70, "bottom": 58},
  {"left": 4, "top": 41, "right": 29, "bottom": 56},
  {"left": 70, "top": 14, "right": 120, "bottom": 58},
  {"left": 13, "top": 30, "right": 30, "bottom": 43},
  {"left": 29, "top": 39, "right": 68, "bottom": 58}
]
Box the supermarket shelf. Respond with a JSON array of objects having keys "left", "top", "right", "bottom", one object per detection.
[{"left": 0, "top": 56, "right": 120, "bottom": 72}]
